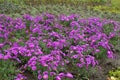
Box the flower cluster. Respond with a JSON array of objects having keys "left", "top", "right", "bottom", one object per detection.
[{"left": 0, "top": 13, "right": 120, "bottom": 80}]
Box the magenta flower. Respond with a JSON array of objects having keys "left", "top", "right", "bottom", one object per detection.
[
  {"left": 66, "top": 72, "right": 73, "bottom": 78},
  {"left": 31, "top": 66, "right": 37, "bottom": 71},
  {"left": 0, "top": 53, "right": 3, "bottom": 59},
  {"left": 38, "top": 74, "right": 42, "bottom": 80},
  {"left": 107, "top": 51, "right": 113, "bottom": 58},
  {"left": 15, "top": 74, "right": 27, "bottom": 80},
  {"left": 56, "top": 76, "right": 61, "bottom": 80},
  {"left": 43, "top": 71, "right": 48, "bottom": 80},
  {"left": 28, "top": 43, "right": 35, "bottom": 48}
]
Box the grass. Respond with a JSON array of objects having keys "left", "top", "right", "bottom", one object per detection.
[
  {"left": 0, "top": 0, "right": 105, "bottom": 5},
  {"left": 93, "top": 0, "right": 120, "bottom": 14},
  {"left": 0, "top": 0, "right": 119, "bottom": 21}
]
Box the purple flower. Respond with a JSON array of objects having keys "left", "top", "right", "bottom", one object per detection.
[
  {"left": 28, "top": 43, "right": 35, "bottom": 48},
  {"left": 47, "top": 42, "right": 52, "bottom": 48},
  {"left": 56, "top": 76, "right": 61, "bottom": 80},
  {"left": 43, "top": 74, "right": 48, "bottom": 80},
  {"left": 31, "top": 66, "right": 37, "bottom": 71},
  {"left": 70, "top": 21, "right": 79, "bottom": 27},
  {"left": 58, "top": 73, "right": 65, "bottom": 78},
  {"left": 38, "top": 74, "right": 42, "bottom": 80},
  {"left": 4, "top": 55, "right": 11, "bottom": 60},
  {"left": 31, "top": 61, "right": 37, "bottom": 65},
  {"left": 76, "top": 63, "right": 84, "bottom": 68},
  {"left": 0, "top": 43, "right": 4, "bottom": 47},
  {"left": 50, "top": 72, "right": 56, "bottom": 76},
  {"left": 66, "top": 72, "right": 73, "bottom": 78},
  {"left": 72, "top": 55, "right": 78, "bottom": 59},
  {"left": 85, "top": 57, "right": 91, "bottom": 66},
  {"left": 107, "top": 51, "right": 113, "bottom": 58},
  {"left": 95, "top": 49, "right": 100, "bottom": 53},
  {"left": 15, "top": 74, "right": 27, "bottom": 80},
  {"left": 0, "top": 53, "right": 3, "bottom": 59},
  {"left": 23, "top": 14, "right": 33, "bottom": 21},
  {"left": 32, "top": 27, "right": 39, "bottom": 33}
]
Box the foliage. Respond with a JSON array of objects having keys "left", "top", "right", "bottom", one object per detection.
[
  {"left": 109, "top": 67, "right": 120, "bottom": 80},
  {"left": 0, "top": 2, "right": 21, "bottom": 14},
  {"left": 93, "top": 0, "right": 120, "bottom": 14},
  {"left": 111, "top": 0, "right": 120, "bottom": 9},
  {"left": 93, "top": 5, "right": 120, "bottom": 14},
  {"left": 0, "top": 0, "right": 25, "bottom": 6},
  {"left": 0, "top": 0, "right": 120, "bottom": 22},
  {"left": 0, "top": 60, "right": 19, "bottom": 80},
  {"left": 0, "top": 0, "right": 108, "bottom": 6}
]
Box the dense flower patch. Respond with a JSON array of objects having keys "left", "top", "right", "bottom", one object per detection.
[{"left": 0, "top": 13, "right": 120, "bottom": 80}]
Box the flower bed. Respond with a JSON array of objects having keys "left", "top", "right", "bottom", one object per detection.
[{"left": 0, "top": 13, "right": 120, "bottom": 80}]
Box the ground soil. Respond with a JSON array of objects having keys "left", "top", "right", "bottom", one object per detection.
[{"left": 90, "top": 52, "right": 120, "bottom": 80}]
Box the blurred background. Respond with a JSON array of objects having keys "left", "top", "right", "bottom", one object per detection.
[{"left": 0, "top": 0, "right": 120, "bottom": 21}]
